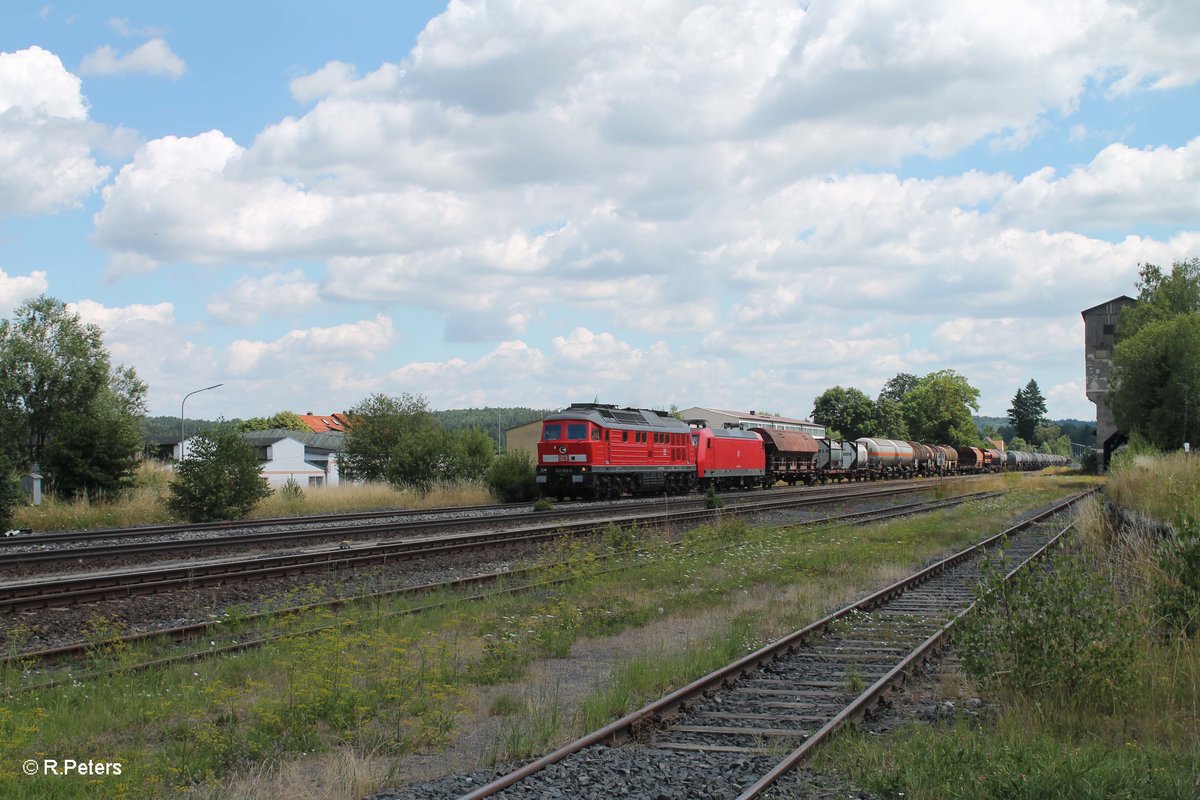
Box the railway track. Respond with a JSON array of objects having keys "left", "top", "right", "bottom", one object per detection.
[
  {"left": 3, "top": 489, "right": 1000, "bottom": 692},
  {"left": 0, "top": 482, "right": 969, "bottom": 609},
  {"left": 433, "top": 490, "right": 1094, "bottom": 800},
  {"left": 0, "top": 478, "right": 987, "bottom": 566}
]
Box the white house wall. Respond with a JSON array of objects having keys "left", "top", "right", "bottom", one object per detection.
[{"left": 260, "top": 438, "right": 336, "bottom": 488}]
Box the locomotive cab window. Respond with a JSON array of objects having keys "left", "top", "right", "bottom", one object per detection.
[
  {"left": 592, "top": 427, "right": 602, "bottom": 441},
  {"left": 543, "top": 423, "right": 562, "bottom": 441},
  {"left": 622, "top": 431, "right": 628, "bottom": 442},
  {"left": 566, "top": 423, "right": 587, "bottom": 440}
]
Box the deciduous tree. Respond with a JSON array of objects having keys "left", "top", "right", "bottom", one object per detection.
[
  {"left": 1110, "top": 259, "right": 1200, "bottom": 450},
  {"left": 238, "top": 411, "right": 310, "bottom": 433},
  {"left": 879, "top": 373, "right": 919, "bottom": 403},
  {"left": 811, "top": 386, "right": 876, "bottom": 441},
  {"left": 901, "top": 370, "right": 981, "bottom": 447},
  {"left": 339, "top": 393, "right": 492, "bottom": 488},
  {"left": 873, "top": 396, "right": 909, "bottom": 439},
  {"left": 0, "top": 296, "right": 147, "bottom": 497},
  {"left": 444, "top": 428, "right": 495, "bottom": 481}
]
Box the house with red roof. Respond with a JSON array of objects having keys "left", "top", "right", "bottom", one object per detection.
[{"left": 297, "top": 412, "right": 352, "bottom": 434}]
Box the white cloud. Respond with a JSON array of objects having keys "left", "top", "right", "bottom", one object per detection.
[
  {"left": 382, "top": 328, "right": 742, "bottom": 411},
  {"left": 207, "top": 270, "right": 320, "bottom": 324},
  {"left": 70, "top": 298, "right": 175, "bottom": 328},
  {"left": 289, "top": 61, "right": 359, "bottom": 103},
  {"left": 226, "top": 314, "right": 395, "bottom": 374},
  {"left": 0, "top": 269, "right": 49, "bottom": 315},
  {"left": 80, "top": 38, "right": 186, "bottom": 79},
  {"left": 65, "top": 299, "right": 226, "bottom": 416},
  {"left": 998, "top": 137, "right": 1200, "bottom": 229},
  {"left": 72, "top": 1, "right": 1200, "bottom": 421},
  {"left": 106, "top": 18, "right": 166, "bottom": 38},
  {"left": 0, "top": 46, "right": 109, "bottom": 213}
]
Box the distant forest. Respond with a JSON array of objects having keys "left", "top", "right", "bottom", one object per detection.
[
  {"left": 141, "top": 407, "right": 553, "bottom": 451},
  {"left": 973, "top": 415, "right": 1096, "bottom": 445},
  {"left": 432, "top": 407, "right": 553, "bottom": 449}
]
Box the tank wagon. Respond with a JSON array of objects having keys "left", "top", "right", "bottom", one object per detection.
[
  {"left": 856, "top": 438, "right": 917, "bottom": 479},
  {"left": 535, "top": 403, "right": 1071, "bottom": 500}
]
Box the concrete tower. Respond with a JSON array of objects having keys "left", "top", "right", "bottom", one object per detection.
[{"left": 1082, "top": 295, "right": 1137, "bottom": 469}]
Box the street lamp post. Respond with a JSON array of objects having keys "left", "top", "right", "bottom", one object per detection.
[{"left": 180, "top": 383, "right": 223, "bottom": 460}]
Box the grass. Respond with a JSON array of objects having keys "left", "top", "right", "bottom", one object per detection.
[
  {"left": 10, "top": 463, "right": 496, "bottom": 531},
  {"left": 828, "top": 714, "right": 1193, "bottom": 800},
  {"left": 0, "top": 476, "right": 1091, "bottom": 798},
  {"left": 1106, "top": 450, "right": 1200, "bottom": 523},
  {"left": 813, "top": 456, "right": 1200, "bottom": 799}
]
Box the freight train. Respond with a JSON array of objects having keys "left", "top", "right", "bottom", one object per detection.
[{"left": 535, "top": 403, "right": 1070, "bottom": 500}]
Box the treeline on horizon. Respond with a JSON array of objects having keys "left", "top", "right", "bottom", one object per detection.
[
  {"left": 143, "top": 409, "right": 1097, "bottom": 448},
  {"left": 141, "top": 407, "right": 554, "bottom": 450}
]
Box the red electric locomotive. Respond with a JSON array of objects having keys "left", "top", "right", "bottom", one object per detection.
[
  {"left": 693, "top": 426, "right": 767, "bottom": 490},
  {"left": 536, "top": 403, "right": 695, "bottom": 500}
]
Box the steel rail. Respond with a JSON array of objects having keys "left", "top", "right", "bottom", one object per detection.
[
  {"left": 2, "top": 490, "right": 997, "bottom": 691},
  {"left": 0, "top": 481, "right": 938, "bottom": 568},
  {"left": 0, "top": 484, "right": 977, "bottom": 610},
  {"left": 733, "top": 498, "right": 1083, "bottom": 797},
  {"left": 456, "top": 489, "right": 1095, "bottom": 799},
  {"left": 0, "top": 476, "right": 984, "bottom": 553}
]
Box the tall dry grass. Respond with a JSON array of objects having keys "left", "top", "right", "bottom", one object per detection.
[
  {"left": 11, "top": 461, "right": 498, "bottom": 531},
  {"left": 11, "top": 461, "right": 176, "bottom": 530},
  {"left": 255, "top": 479, "right": 495, "bottom": 517},
  {"left": 1106, "top": 450, "right": 1200, "bottom": 523}
]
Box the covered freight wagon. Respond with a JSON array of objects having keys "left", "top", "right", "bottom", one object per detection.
[{"left": 751, "top": 427, "right": 819, "bottom": 485}]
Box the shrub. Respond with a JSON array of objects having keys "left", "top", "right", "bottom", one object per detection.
[
  {"left": 1157, "top": 516, "right": 1200, "bottom": 637},
  {"left": 168, "top": 427, "right": 272, "bottom": 522},
  {"left": 957, "top": 550, "right": 1137, "bottom": 710},
  {"left": 485, "top": 451, "right": 538, "bottom": 503},
  {"left": 0, "top": 463, "right": 22, "bottom": 529},
  {"left": 703, "top": 487, "right": 725, "bottom": 509},
  {"left": 603, "top": 522, "right": 637, "bottom": 551},
  {"left": 532, "top": 497, "right": 553, "bottom": 512},
  {"left": 279, "top": 476, "right": 306, "bottom": 504}
]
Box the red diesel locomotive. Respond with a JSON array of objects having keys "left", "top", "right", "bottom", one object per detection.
[{"left": 536, "top": 404, "right": 696, "bottom": 500}]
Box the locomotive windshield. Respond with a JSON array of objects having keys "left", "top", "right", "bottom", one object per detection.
[
  {"left": 542, "top": 423, "right": 562, "bottom": 441},
  {"left": 566, "top": 423, "right": 587, "bottom": 440}
]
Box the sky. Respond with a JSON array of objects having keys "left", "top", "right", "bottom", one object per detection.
[{"left": 1, "top": 1, "right": 1198, "bottom": 426}]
